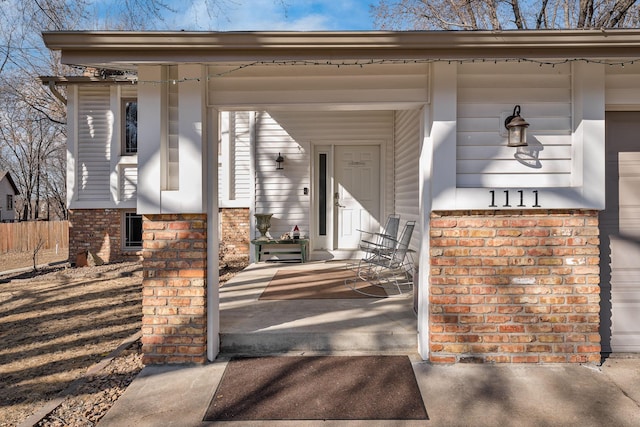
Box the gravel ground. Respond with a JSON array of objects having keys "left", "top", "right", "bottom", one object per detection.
[
  {"left": 0, "top": 248, "right": 69, "bottom": 273},
  {"left": 36, "top": 340, "right": 144, "bottom": 427},
  {"left": 0, "top": 253, "right": 248, "bottom": 427}
]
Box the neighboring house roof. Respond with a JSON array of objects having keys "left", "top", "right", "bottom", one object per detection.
[
  {"left": 0, "top": 171, "right": 20, "bottom": 195},
  {"left": 41, "top": 29, "right": 640, "bottom": 72}
]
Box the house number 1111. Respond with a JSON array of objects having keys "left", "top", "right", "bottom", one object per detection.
[{"left": 489, "top": 190, "right": 541, "bottom": 208}]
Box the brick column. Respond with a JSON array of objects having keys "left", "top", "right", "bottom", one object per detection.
[
  {"left": 141, "top": 214, "right": 207, "bottom": 364},
  {"left": 429, "top": 210, "right": 601, "bottom": 364},
  {"left": 220, "top": 208, "right": 250, "bottom": 257}
]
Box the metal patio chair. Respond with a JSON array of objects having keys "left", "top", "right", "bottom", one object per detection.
[
  {"left": 345, "top": 220, "right": 416, "bottom": 297},
  {"left": 358, "top": 213, "right": 401, "bottom": 256},
  {"left": 346, "top": 214, "right": 400, "bottom": 273},
  {"left": 347, "top": 213, "right": 400, "bottom": 264}
]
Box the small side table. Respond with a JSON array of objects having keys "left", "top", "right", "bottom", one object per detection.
[{"left": 251, "top": 239, "right": 308, "bottom": 263}]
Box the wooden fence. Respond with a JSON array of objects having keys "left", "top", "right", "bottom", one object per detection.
[{"left": 0, "top": 221, "right": 69, "bottom": 253}]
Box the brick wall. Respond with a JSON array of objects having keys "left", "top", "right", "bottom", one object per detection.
[
  {"left": 141, "top": 214, "right": 207, "bottom": 364},
  {"left": 69, "top": 208, "right": 141, "bottom": 264},
  {"left": 429, "top": 210, "right": 601, "bottom": 364},
  {"left": 220, "top": 208, "right": 250, "bottom": 257}
]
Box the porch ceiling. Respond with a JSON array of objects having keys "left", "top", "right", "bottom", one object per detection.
[{"left": 43, "top": 29, "right": 640, "bottom": 71}]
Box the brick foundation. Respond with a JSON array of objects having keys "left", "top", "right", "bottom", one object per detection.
[
  {"left": 141, "top": 214, "right": 208, "bottom": 364},
  {"left": 429, "top": 210, "right": 601, "bottom": 364},
  {"left": 220, "top": 208, "right": 250, "bottom": 258},
  {"left": 68, "top": 208, "right": 141, "bottom": 264}
]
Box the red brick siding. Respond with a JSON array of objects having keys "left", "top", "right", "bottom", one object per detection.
[
  {"left": 68, "top": 208, "right": 142, "bottom": 264},
  {"left": 429, "top": 210, "right": 601, "bottom": 364},
  {"left": 220, "top": 208, "right": 249, "bottom": 257},
  {"left": 141, "top": 214, "right": 208, "bottom": 364}
]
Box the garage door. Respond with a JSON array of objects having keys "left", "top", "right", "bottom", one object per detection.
[{"left": 600, "top": 112, "right": 640, "bottom": 353}]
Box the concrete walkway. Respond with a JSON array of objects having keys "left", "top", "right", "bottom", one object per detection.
[
  {"left": 99, "top": 261, "right": 640, "bottom": 426},
  {"left": 99, "top": 356, "right": 640, "bottom": 426}
]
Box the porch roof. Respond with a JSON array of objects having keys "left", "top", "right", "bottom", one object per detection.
[{"left": 42, "top": 29, "right": 640, "bottom": 71}]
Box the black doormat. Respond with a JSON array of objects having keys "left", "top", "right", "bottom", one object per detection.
[{"left": 204, "top": 355, "right": 428, "bottom": 421}]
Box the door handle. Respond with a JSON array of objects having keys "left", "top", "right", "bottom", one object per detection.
[{"left": 334, "top": 192, "right": 345, "bottom": 208}]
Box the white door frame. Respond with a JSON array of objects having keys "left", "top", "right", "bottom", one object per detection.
[{"left": 311, "top": 140, "right": 386, "bottom": 256}]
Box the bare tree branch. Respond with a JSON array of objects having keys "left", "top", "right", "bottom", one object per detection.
[
  {"left": 597, "top": 0, "right": 637, "bottom": 27},
  {"left": 579, "top": 0, "right": 594, "bottom": 27},
  {"left": 371, "top": 0, "right": 640, "bottom": 30},
  {"left": 509, "top": 0, "right": 525, "bottom": 29},
  {"left": 0, "top": 0, "right": 254, "bottom": 222},
  {"left": 536, "top": 0, "right": 550, "bottom": 28}
]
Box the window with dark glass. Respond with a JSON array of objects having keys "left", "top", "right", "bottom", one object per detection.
[
  {"left": 319, "top": 153, "right": 327, "bottom": 235},
  {"left": 122, "top": 98, "right": 137, "bottom": 154},
  {"left": 124, "top": 212, "right": 142, "bottom": 248}
]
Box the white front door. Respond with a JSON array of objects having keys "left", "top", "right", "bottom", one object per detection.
[
  {"left": 601, "top": 112, "right": 640, "bottom": 353},
  {"left": 334, "top": 146, "right": 381, "bottom": 249}
]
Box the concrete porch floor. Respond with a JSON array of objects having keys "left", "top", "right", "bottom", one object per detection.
[{"left": 219, "top": 260, "right": 419, "bottom": 356}]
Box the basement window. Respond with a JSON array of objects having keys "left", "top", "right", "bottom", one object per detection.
[{"left": 123, "top": 212, "right": 142, "bottom": 249}]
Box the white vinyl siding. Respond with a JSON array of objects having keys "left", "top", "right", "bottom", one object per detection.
[
  {"left": 394, "top": 110, "right": 421, "bottom": 252},
  {"left": 605, "top": 62, "right": 640, "bottom": 107},
  {"left": 120, "top": 165, "right": 138, "bottom": 201},
  {"left": 254, "top": 110, "right": 394, "bottom": 239},
  {"left": 77, "top": 86, "right": 112, "bottom": 201},
  {"left": 254, "top": 111, "right": 307, "bottom": 239},
  {"left": 456, "top": 62, "right": 572, "bottom": 188},
  {"left": 208, "top": 62, "right": 429, "bottom": 108},
  {"left": 0, "top": 176, "right": 17, "bottom": 221},
  {"left": 72, "top": 85, "right": 138, "bottom": 208},
  {"left": 224, "top": 112, "right": 252, "bottom": 204}
]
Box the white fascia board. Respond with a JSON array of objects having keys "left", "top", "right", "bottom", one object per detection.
[{"left": 43, "top": 30, "right": 640, "bottom": 68}]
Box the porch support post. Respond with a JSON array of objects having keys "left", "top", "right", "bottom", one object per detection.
[
  {"left": 137, "top": 65, "right": 163, "bottom": 214},
  {"left": 418, "top": 61, "right": 458, "bottom": 360},
  {"left": 207, "top": 107, "right": 220, "bottom": 361},
  {"left": 418, "top": 105, "right": 432, "bottom": 360}
]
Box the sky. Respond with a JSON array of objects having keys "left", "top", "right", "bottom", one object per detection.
[{"left": 166, "top": 0, "right": 377, "bottom": 31}]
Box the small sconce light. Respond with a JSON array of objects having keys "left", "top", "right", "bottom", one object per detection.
[
  {"left": 504, "top": 105, "right": 529, "bottom": 147},
  {"left": 276, "top": 152, "right": 284, "bottom": 170}
]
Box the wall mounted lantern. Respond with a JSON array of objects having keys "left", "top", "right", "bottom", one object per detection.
[
  {"left": 504, "top": 105, "right": 529, "bottom": 147},
  {"left": 276, "top": 153, "right": 284, "bottom": 170}
]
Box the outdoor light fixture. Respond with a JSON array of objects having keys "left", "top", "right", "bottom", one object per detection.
[
  {"left": 276, "top": 153, "right": 284, "bottom": 170},
  {"left": 504, "top": 105, "right": 529, "bottom": 147}
]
